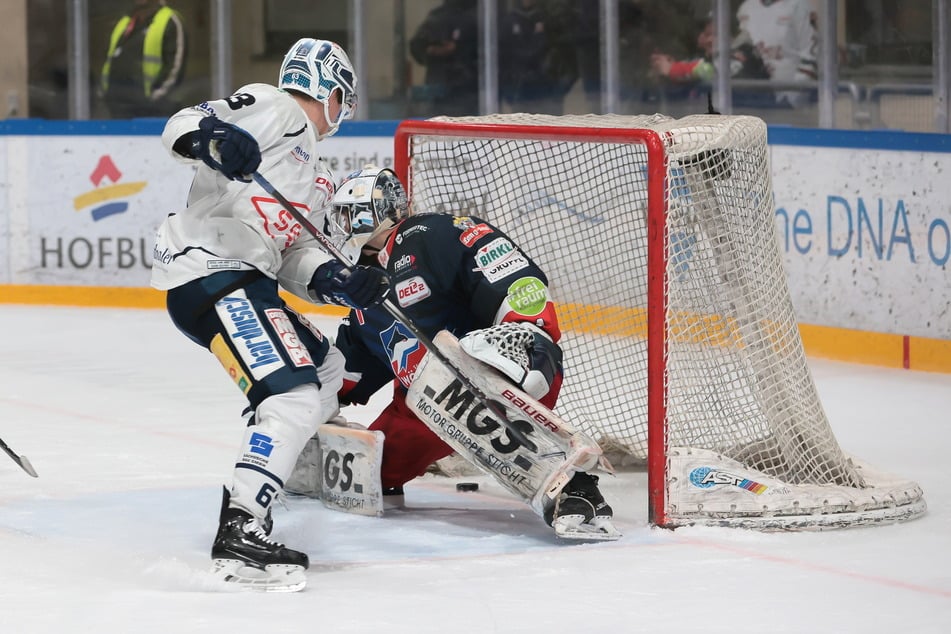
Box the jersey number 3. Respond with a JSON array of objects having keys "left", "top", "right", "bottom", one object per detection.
[{"left": 225, "top": 93, "right": 256, "bottom": 110}]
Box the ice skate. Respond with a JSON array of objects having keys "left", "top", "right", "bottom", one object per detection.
[
  {"left": 548, "top": 472, "right": 621, "bottom": 541},
  {"left": 211, "top": 506, "right": 308, "bottom": 592}
]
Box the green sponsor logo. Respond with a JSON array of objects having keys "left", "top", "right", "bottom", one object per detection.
[
  {"left": 477, "top": 239, "right": 514, "bottom": 268},
  {"left": 506, "top": 277, "right": 547, "bottom": 316}
]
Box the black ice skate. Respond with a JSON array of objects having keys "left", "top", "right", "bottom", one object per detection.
[
  {"left": 211, "top": 503, "right": 308, "bottom": 592},
  {"left": 547, "top": 472, "right": 622, "bottom": 541}
]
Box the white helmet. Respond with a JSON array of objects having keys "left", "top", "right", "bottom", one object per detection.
[
  {"left": 279, "top": 38, "right": 357, "bottom": 138},
  {"left": 329, "top": 165, "right": 409, "bottom": 261}
]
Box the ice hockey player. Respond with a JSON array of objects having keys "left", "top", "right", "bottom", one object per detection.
[
  {"left": 151, "top": 39, "right": 390, "bottom": 590},
  {"left": 320, "top": 165, "right": 620, "bottom": 540}
]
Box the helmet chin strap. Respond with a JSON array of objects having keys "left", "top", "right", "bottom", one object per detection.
[{"left": 315, "top": 101, "right": 341, "bottom": 140}]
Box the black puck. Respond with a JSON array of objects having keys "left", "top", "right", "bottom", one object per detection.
[{"left": 456, "top": 482, "right": 479, "bottom": 492}]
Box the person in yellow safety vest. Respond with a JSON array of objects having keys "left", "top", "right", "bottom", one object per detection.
[{"left": 100, "top": 0, "right": 187, "bottom": 118}]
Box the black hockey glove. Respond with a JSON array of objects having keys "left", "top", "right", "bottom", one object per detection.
[
  {"left": 310, "top": 260, "right": 390, "bottom": 310},
  {"left": 194, "top": 116, "right": 261, "bottom": 182}
]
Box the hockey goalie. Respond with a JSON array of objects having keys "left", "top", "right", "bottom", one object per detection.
[{"left": 289, "top": 165, "right": 621, "bottom": 541}]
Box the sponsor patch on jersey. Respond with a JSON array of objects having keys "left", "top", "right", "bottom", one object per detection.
[
  {"left": 250, "top": 195, "right": 306, "bottom": 249},
  {"left": 210, "top": 333, "right": 253, "bottom": 394},
  {"left": 207, "top": 259, "right": 242, "bottom": 270},
  {"left": 380, "top": 321, "right": 426, "bottom": 388},
  {"left": 291, "top": 146, "right": 311, "bottom": 163},
  {"left": 393, "top": 253, "right": 416, "bottom": 274},
  {"left": 473, "top": 238, "right": 529, "bottom": 283},
  {"left": 153, "top": 245, "right": 173, "bottom": 265},
  {"left": 459, "top": 223, "right": 493, "bottom": 247},
  {"left": 265, "top": 308, "right": 313, "bottom": 368},
  {"left": 504, "top": 276, "right": 549, "bottom": 316},
  {"left": 314, "top": 173, "right": 334, "bottom": 199},
  {"left": 215, "top": 293, "right": 283, "bottom": 380},
  {"left": 195, "top": 101, "right": 216, "bottom": 117},
  {"left": 287, "top": 306, "right": 325, "bottom": 342},
  {"left": 395, "top": 275, "right": 431, "bottom": 307},
  {"left": 395, "top": 225, "right": 428, "bottom": 244}
]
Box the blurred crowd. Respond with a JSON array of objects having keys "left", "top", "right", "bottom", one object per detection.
[{"left": 10, "top": 0, "right": 943, "bottom": 131}]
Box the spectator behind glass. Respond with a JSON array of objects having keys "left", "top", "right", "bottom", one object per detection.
[
  {"left": 99, "top": 0, "right": 187, "bottom": 118},
  {"left": 499, "top": 0, "right": 577, "bottom": 115},
  {"left": 618, "top": 0, "right": 700, "bottom": 114},
  {"left": 409, "top": 0, "right": 479, "bottom": 117},
  {"left": 736, "top": 0, "right": 818, "bottom": 107},
  {"left": 650, "top": 17, "right": 769, "bottom": 88}
]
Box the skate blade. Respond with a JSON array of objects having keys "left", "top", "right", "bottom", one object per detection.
[
  {"left": 211, "top": 558, "right": 308, "bottom": 592},
  {"left": 553, "top": 515, "right": 622, "bottom": 542}
]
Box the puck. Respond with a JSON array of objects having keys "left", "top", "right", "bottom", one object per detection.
[{"left": 456, "top": 482, "right": 479, "bottom": 492}]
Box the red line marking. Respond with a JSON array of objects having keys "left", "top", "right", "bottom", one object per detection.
[{"left": 677, "top": 535, "right": 951, "bottom": 599}]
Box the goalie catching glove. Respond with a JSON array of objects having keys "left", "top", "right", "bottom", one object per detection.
[{"left": 459, "top": 322, "right": 563, "bottom": 399}]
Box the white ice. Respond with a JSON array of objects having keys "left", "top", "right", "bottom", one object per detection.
[{"left": 1, "top": 305, "right": 949, "bottom": 633}]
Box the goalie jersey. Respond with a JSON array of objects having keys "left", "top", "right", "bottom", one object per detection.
[{"left": 335, "top": 213, "right": 560, "bottom": 404}]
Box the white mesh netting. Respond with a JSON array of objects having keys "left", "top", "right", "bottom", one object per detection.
[{"left": 401, "top": 113, "right": 925, "bottom": 528}]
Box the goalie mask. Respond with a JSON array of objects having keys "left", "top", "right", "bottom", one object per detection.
[
  {"left": 279, "top": 38, "right": 357, "bottom": 139},
  {"left": 329, "top": 166, "right": 409, "bottom": 262}
]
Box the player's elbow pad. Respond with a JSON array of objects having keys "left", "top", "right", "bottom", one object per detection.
[{"left": 459, "top": 322, "right": 563, "bottom": 399}]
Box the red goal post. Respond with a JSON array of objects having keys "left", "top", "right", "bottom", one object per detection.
[{"left": 393, "top": 113, "right": 926, "bottom": 530}]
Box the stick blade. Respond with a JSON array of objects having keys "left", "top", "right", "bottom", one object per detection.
[{"left": 17, "top": 455, "right": 38, "bottom": 477}]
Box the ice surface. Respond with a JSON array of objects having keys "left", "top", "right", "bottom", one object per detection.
[{"left": 1, "top": 305, "right": 949, "bottom": 633}]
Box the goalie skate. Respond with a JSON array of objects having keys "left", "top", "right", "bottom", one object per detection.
[
  {"left": 552, "top": 515, "right": 622, "bottom": 541},
  {"left": 549, "top": 472, "right": 622, "bottom": 542}
]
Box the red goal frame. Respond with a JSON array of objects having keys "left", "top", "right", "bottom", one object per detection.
[{"left": 394, "top": 119, "right": 674, "bottom": 526}]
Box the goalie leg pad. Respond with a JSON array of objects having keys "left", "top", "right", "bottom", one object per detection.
[
  {"left": 406, "top": 331, "right": 606, "bottom": 521},
  {"left": 286, "top": 418, "right": 387, "bottom": 516},
  {"left": 317, "top": 420, "right": 386, "bottom": 517}
]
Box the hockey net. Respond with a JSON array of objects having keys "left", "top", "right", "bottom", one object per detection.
[{"left": 394, "top": 113, "right": 926, "bottom": 530}]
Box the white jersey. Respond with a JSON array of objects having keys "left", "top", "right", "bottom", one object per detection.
[
  {"left": 736, "top": 0, "right": 818, "bottom": 82},
  {"left": 151, "top": 83, "right": 335, "bottom": 302}
]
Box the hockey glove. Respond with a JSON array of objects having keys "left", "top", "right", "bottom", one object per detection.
[
  {"left": 310, "top": 260, "right": 390, "bottom": 309},
  {"left": 459, "top": 322, "right": 563, "bottom": 399},
  {"left": 195, "top": 116, "right": 261, "bottom": 182}
]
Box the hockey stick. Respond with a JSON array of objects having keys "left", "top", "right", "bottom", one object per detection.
[
  {"left": 251, "top": 171, "right": 539, "bottom": 453},
  {"left": 0, "top": 436, "right": 38, "bottom": 477}
]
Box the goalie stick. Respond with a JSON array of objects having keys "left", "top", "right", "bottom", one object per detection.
[
  {"left": 251, "top": 171, "right": 539, "bottom": 453},
  {"left": 0, "top": 436, "right": 38, "bottom": 477}
]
